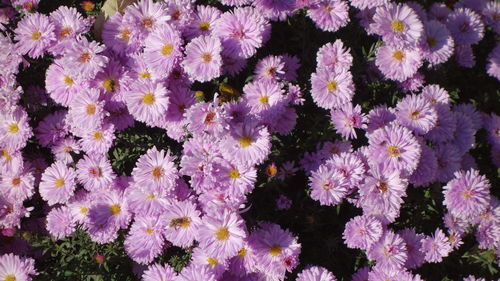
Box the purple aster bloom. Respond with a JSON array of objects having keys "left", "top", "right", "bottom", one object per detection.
[
  {"left": 198, "top": 210, "right": 246, "bottom": 260},
  {"left": 78, "top": 122, "right": 115, "bottom": 155},
  {"left": 14, "top": 12, "right": 55, "bottom": 58},
  {"left": 219, "top": 0, "right": 251, "bottom": 6},
  {"left": 132, "top": 147, "right": 178, "bottom": 192},
  {"left": 429, "top": 3, "right": 452, "bottom": 23},
  {"left": 409, "top": 142, "right": 438, "bottom": 187},
  {"left": 307, "top": 0, "right": 350, "bottom": 32},
  {"left": 463, "top": 276, "right": 486, "bottom": 281},
  {"left": 143, "top": 23, "right": 183, "bottom": 78},
  {"left": 67, "top": 190, "right": 91, "bottom": 225},
  {"left": 0, "top": 107, "right": 32, "bottom": 151},
  {"left": 178, "top": 264, "right": 217, "bottom": 281},
  {"left": 123, "top": 0, "right": 171, "bottom": 40},
  {"left": 214, "top": 7, "right": 268, "bottom": 59},
  {"left": 49, "top": 6, "right": 88, "bottom": 54},
  {"left": 451, "top": 112, "right": 475, "bottom": 155},
  {"left": 356, "top": 7, "right": 377, "bottom": 35},
  {"left": 366, "top": 105, "right": 396, "bottom": 134},
  {"left": 434, "top": 143, "right": 462, "bottom": 183},
  {"left": 425, "top": 104, "right": 456, "bottom": 143},
  {"left": 46, "top": 206, "right": 75, "bottom": 240},
  {"left": 482, "top": 1, "right": 500, "bottom": 34},
  {"left": 453, "top": 103, "right": 482, "bottom": 131},
  {"left": 276, "top": 194, "right": 292, "bottom": 210},
  {"left": 184, "top": 5, "right": 221, "bottom": 40},
  {"left": 371, "top": 3, "right": 423, "bottom": 48},
  {"left": 487, "top": 44, "right": 500, "bottom": 81},
  {"left": 310, "top": 67, "right": 354, "bottom": 109},
  {"left": 182, "top": 35, "right": 222, "bottom": 82},
  {"left": 421, "top": 84, "right": 450, "bottom": 105},
  {"left": 76, "top": 154, "right": 116, "bottom": 192},
  {"left": 343, "top": 215, "right": 383, "bottom": 250},
  {"left": 191, "top": 247, "right": 228, "bottom": 278},
  {"left": 460, "top": 152, "right": 478, "bottom": 171},
  {"left": 421, "top": 20, "right": 455, "bottom": 66},
  {"left": 475, "top": 220, "right": 500, "bottom": 250},
  {"left": 443, "top": 169, "right": 491, "bottom": 221},
  {"left": 124, "top": 215, "right": 166, "bottom": 264},
  {"left": 164, "top": 0, "right": 195, "bottom": 30},
  {"left": 455, "top": 0, "right": 488, "bottom": 13},
  {"left": 282, "top": 54, "right": 301, "bottom": 82},
  {"left": 308, "top": 163, "right": 349, "bottom": 206},
  {"left": 368, "top": 124, "right": 421, "bottom": 176},
  {"left": 0, "top": 253, "right": 36, "bottom": 281},
  {"left": 367, "top": 230, "right": 407, "bottom": 271},
  {"left": 142, "top": 263, "right": 176, "bottom": 281},
  {"left": 484, "top": 112, "right": 500, "bottom": 149},
  {"left": 296, "top": 266, "right": 337, "bottom": 281},
  {"left": 253, "top": 0, "right": 297, "bottom": 22},
  {"left": 125, "top": 79, "right": 170, "bottom": 125},
  {"left": 102, "top": 13, "right": 141, "bottom": 55},
  {"left": 68, "top": 88, "right": 105, "bottom": 131},
  {"left": 395, "top": 93, "right": 437, "bottom": 135},
  {"left": 398, "top": 228, "right": 425, "bottom": 269},
  {"left": 243, "top": 79, "right": 286, "bottom": 120},
  {"left": 351, "top": 266, "right": 369, "bottom": 281},
  {"left": 398, "top": 72, "right": 425, "bottom": 93},
  {"left": 254, "top": 55, "right": 285, "bottom": 81},
  {"left": 349, "top": 0, "right": 388, "bottom": 10},
  {"left": 421, "top": 228, "right": 453, "bottom": 263},
  {"left": 455, "top": 44, "right": 476, "bottom": 68},
  {"left": 0, "top": 165, "right": 34, "bottom": 202},
  {"left": 62, "top": 37, "right": 108, "bottom": 79},
  {"left": 39, "top": 161, "right": 77, "bottom": 205},
  {"left": 45, "top": 60, "right": 84, "bottom": 106},
  {"left": 327, "top": 152, "right": 366, "bottom": 188},
  {"left": 213, "top": 159, "right": 257, "bottom": 197},
  {"left": 316, "top": 39, "right": 353, "bottom": 72},
  {"left": 446, "top": 8, "right": 484, "bottom": 45},
  {"left": 163, "top": 199, "right": 201, "bottom": 248},
  {"left": 375, "top": 44, "right": 422, "bottom": 82},
  {"left": 221, "top": 120, "right": 271, "bottom": 166},
  {"left": 52, "top": 137, "right": 80, "bottom": 164},
  {"left": 186, "top": 99, "right": 229, "bottom": 138},
  {"left": 127, "top": 183, "right": 169, "bottom": 216}
]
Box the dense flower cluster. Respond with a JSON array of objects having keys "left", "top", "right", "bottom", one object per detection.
[{"left": 0, "top": 0, "right": 498, "bottom": 280}]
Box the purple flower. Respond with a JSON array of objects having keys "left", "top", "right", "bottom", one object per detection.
[
  {"left": 221, "top": 120, "right": 271, "bottom": 166},
  {"left": 446, "top": 8, "right": 484, "bottom": 45},
  {"left": 487, "top": 44, "right": 500, "bottom": 81},
  {"left": 46, "top": 206, "right": 75, "bottom": 239},
  {"left": 62, "top": 37, "right": 108, "bottom": 79},
  {"left": 76, "top": 154, "right": 116, "bottom": 192},
  {"left": 0, "top": 253, "right": 36, "bottom": 281},
  {"left": 420, "top": 20, "right": 455, "bottom": 66},
  {"left": 142, "top": 263, "right": 177, "bottom": 281},
  {"left": 184, "top": 5, "right": 221, "bottom": 40},
  {"left": 309, "top": 163, "right": 349, "bottom": 206},
  {"left": 395, "top": 93, "right": 437, "bottom": 135},
  {"left": 375, "top": 44, "right": 422, "bottom": 82},
  {"left": 310, "top": 67, "right": 354, "bottom": 109},
  {"left": 421, "top": 228, "right": 453, "bottom": 263},
  {"left": 371, "top": 3, "right": 423, "bottom": 47},
  {"left": 39, "top": 161, "right": 77, "bottom": 205},
  {"left": 368, "top": 230, "right": 407, "bottom": 271},
  {"left": 398, "top": 228, "right": 425, "bottom": 269},
  {"left": 343, "top": 215, "right": 383, "bottom": 250},
  {"left": 296, "top": 266, "right": 337, "bottom": 281},
  {"left": 132, "top": 147, "right": 178, "bottom": 192},
  {"left": 14, "top": 12, "right": 55, "bottom": 58},
  {"left": 163, "top": 199, "right": 202, "bottom": 248},
  {"left": 307, "top": 0, "right": 350, "bottom": 32},
  {"left": 125, "top": 80, "right": 170, "bottom": 125},
  {"left": 253, "top": 0, "right": 296, "bottom": 22},
  {"left": 123, "top": 0, "right": 171, "bottom": 39},
  {"left": 143, "top": 23, "right": 183, "bottom": 78},
  {"left": 317, "top": 39, "right": 353, "bottom": 72},
  {"left": 182, "top": 35, "right": 222, "bottom": 82},
  {"left": 124, "top": 215, "right": 166, "bottom": 264}
]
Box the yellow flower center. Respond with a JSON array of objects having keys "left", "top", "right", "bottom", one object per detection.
[
  {"left": 93, "top": 131, "right": 103, "bottom": 140},
  {"left": 147, "top": 193, "right": 156, "bottom": 199},
  {"left": 162, "top": 44, "right": 174, "bottom": 56},
  {"left": 215, "top": 227, "right": 230, "bottom": 241},
  {"left": 239, "top": 137, "right": 253, "bottom": 147},
  {"left": 238, "top": 248, "right": 247, "bottom": 257},
  {"left": 151, "top": 166, "right": 162, "bottom": 179},
  {"left": 170, "top": 217, "right": 191, "bottom": 228},
  {"left": 269, "top": 244, "right": 282, "bottom": 256},
  {"left": 78, "top": 52, "right": 91, "bottom": 63},
  {"left": 391, "top": 20, "right": 405, "bottom": 32},
  {"left": 142, "top": 17, "right": 154, "bottom": 29},
  {"left": 86, "top": 104, "right": 96, "bottom": 115},
  {"left": 326, "top": 80, "right": 337, "bottom": 92},
  {"left": 80, "top": 207, "right": 88, "bottom": 214},
  {"left": 228, "top": 169, "right": 240, "bottom": 179},
  {"left": 11, "top": 177, "right": 21, "bottom": 186},
  {"left": 461, "top": 188, "right": 472, "bottom": 199},
  {"left": 410, "top": 111, "right": 420, "bottom": 120},
  {"left": 259, "top": 96, "right": 269, "bottom": 104},
  {"left": 387, "top": 145, "right": 401, "bottom": 157},
  {"left": 103, "top": 78, "right": 116, "bottom": 92},
  {"left": 199, "top": 21, "right": 210, "bottom": 31},
  {"left": 427, "top": 37, "right": 437, "bottom": 47},
  {"left": 4, "top": 274, "right": 16, "bottom": 281},
  {"left": 393, "top": 50, "right": 404, "bottom": 61},
  {"left": 2, "top": 150, "right": 12, "bottom": 161},
  {"left": 31, "top": 31, "right": 41, "bottom": 40},
  {"left": 202, "top": 52, "right": 212, "bottom": 63},
  {"left": 59, "top": 27, "right": 72, "bottom": 39},
  {"left": 146, "top": 228, "right": 154, "bottom": 234},
  {"left": 64, "top": 75, "right": 74, "bottom": 85},
  {"left": 109, "top": 204, "right": 121, "bottom": 215},
  {"left": 195, "top": 91, "right": 204, "bottom": 99},
  {"left": 206, "top": 257, "right": 218, "bottom": 266},
  {"left": 54, "top": 178, "right": 65, "bottom": 188},
  {"left": 63, "top": 146, "right": 73, "bottom": 153},
  {"left": 140, "top": 72, "right": 151, "bottom": 79},
  {"left": 120, "top": 29, "right": 130, "bottom": 42},
  {"left": 142, "top": 93, "right": 155, "bottom": 105},
  {"left": 8, "top": 123, "right": 19, "bottom": 134}
]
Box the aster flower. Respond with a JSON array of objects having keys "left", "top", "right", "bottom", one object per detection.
[
  {"left": 254, "top": 55, "right": 285, "bottom": 81},
  {"left": 45, "top": 61, "right": 83, "bottom": 107},
  {"left": 330, "top": 103, "right": 366, "bottom": 140},
  {"left": 316, "top": 39, "right": 353, "bottom": 72},
  {"left": 309, "top": 163, "right": 349, "bottom": 206},
  {"left": 76, "top": 154, "right": 116, "bottom": 192},
  {"left": 429, "top": 3, "right": 452, "bottom": 23},
  {"left": 213, "top": 7, "right": 268, "bottom": 59},
  {"left": 68, "top": 88, "right": 104, "bottom": 131},
  {"left": 198, "top": 210, "right": 246, "bottom": 260},
  {"left": 63, "top": 38, "right": 108, "bottom": 79},
  {"left": 452, "top": 112, "right": 475, "bottom": 155},
  {"left": 482, "top": 1, "right": 500, "bottom": 34},
  {"left": 367, "top": 230, "right": 407, "bottom": 271},
  {"left": 78, "top": 122, "right": 115, "bottom": 155},
  {"left": 102, "top": 13, "right": 141, "bottom": 55},
  {"left": 351, "top": 266, "right": 370, "bottom": 281},
  {"left": 0, "top": 165, "right": 34, "bottom": 201},
  {"left": 398, "top": 72, "right": 425, "bottom": 93},
  {"left": 310, "top": 67, "right": 354, "bottom": 109},
  {"left": 124, "top": 215, "right": 166, "bottom": 264},
  {"left": 132, "top": 147, "right": 178, "bottom": 192},
  {"left": 475, "top": 221, "right": 499, "bottom": 250},
  {"left": 446, "top": 8, "right": 484, "bottom": 45},
  {"left": 368, "top": 124, "right": 421, "bottom": 176},
  {"left": 67, "top": 190, "right": 91, "bottom": 225},
  {"left": 455, "top": 44, "right": 476, "bottom": 68},
  {"left": 0, "top": 107, "right": 32, "bottom": 150},
  {"left": 163, "top": 199, "right": 201, "bottom": 248},
  {"left": 214, "top": 159, "right": 257, "bottom": 197},
  {"left": 125, "top": 80, "right": 169, "bottom": 125},
  {"left": 409, "top": 142, "right": 438, "bottom": 187},
  {"left": 182, "top": 35, "right": 222, "bottom": 82},
  {"left": 366, "top": 105, "right": 396, "bottom": 134},
  {"left": 46, "top": 206, "right": 75, "bottom": 239},
  {"left": 14, "top": 12, "right": 55, "bottom": 58},
  {"left": 434, "top": 143, "right": 462, "bottom": 183},
  {"left": 421, "top": 229, "right": 453, "bottom": 263},
  {"left": 219, "top": 0, "right": 251, "bottom": 6},
  {"left": 375, "top": 44, "right": 422, "bottom": 82},
  {"left": 421, "top": 20, "right": 455, "bottom": 66},
  {"left": 126, "top": 183, "right": 169, "bottom": 216},
  {"left": 191, "top": 247, "right": 228, "bottom": 278},
  {"left": 463, "top": 276, "right": 486, "bottom": 281},
  {"left": 143, "top": 23, "right": 183, "bottom": 78},
  {"left": 243, "top": 79, "right": 285, "bottom": 119},
  {"left": 296, "top": 266, "right": 337, "bottom": 281},
  {"left": 39, "top": 161, "right": 76, "bottom": 205},
  {"left": 49, "top": 6, "right": 88, "bottom": 54},
  {"left": 184, "top": 5, "right": 221, "bottom": 40},
  {"left": 453, "top": 103, "right": 482, "bottom": 132},
  {"left": 421, "top": 84, "right": 450, "bottom": 105},
  {"left": 343, "top": 215, "right": 383, "bottom": 250},
  {"left": 282, "top": 54, "right": 301, "bottom": 82},
  {"left": 164, "top": 0, "right": 195, "bottom": 30},
  {"left": 443, "top": 169, "right": 491, "bottom": 221},
  {"left": 371, "top": 3, "right": 423, "bottom": 47},
  {"left": 349, "top": 0, "right": 388, "bottom": 10},
  {"left": 398, "top": 228, "right": 425, "bottom": 269},
  {"left": 220, "top": 120, "right": 271, "bottom": 166},
  {"left": 178, "top": 264, "right": 217, "bottom": 281},
  {"left": 307, "top": 0, "right": 350, "bottom": 32},
  {"left": 395, "top": 93, "right": 437, "bottom": 135},
  {"left": 0, "top": 254, "right": 36, "bottom": 281},
  {"left": 487, "top": 44, "right": 500, "bottom": 81},
  {"left": 142, "top": 263, "right": 176, "bottom": 281},
  {"left": 52, "top": 137, "right": 80, "bottom": 164},
  {"left": 123, "top": 0, "right": 171, "bottom": 39}
]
